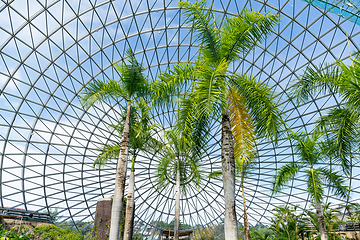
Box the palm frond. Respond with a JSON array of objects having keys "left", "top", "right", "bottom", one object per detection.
[
  {"left": 316, "top": 107, "right": 359, "bottom": 175},
  {"left": 113, "top": 50, "right": 148, "bottom": 99},
  {"left": 208, "top": 171, "right": 222, "bottom": 180},
  {"left": 152, "top": 62, "right": 196, "bottom": 107},
  {"left": 337, "top": 55, "right": 360, "bottom": 111},
  {"left": 79, "top": 78, "right": 125, "bottom": 110},
  {"left": 320, "top": 167, "right": 350, "bottom": 199},
  {"left": 178, "top": 0, "right": 221, "bottom": 63},
  {"left": 306, "top": 168, "right": 324, "bottom": 203},
  {"left": 156, "top": 151, "right": 175, "bottom": 192},
  {"left": 290, "top": 63, "right": 340, "bottom": 104},
  {"left": 228, "top": 86, "right": 257, "bottom": 167},
  {"left": 94, "top": 143, "right": 121, "bottom": 169},
  {"left": 231, "top": 74, "right": 286, "bottom": 144},
  {"left": 272, "top": 162, "right": 301, "bottom": 194},
  {"left": 221, "top": 9, "right": 280, "bottom": 62},
  {"left": 289, "top": 131, "right": 321, "bottom": 166},
  {"left": 195, "top": 58, "right": 228, "bottom": 116}
]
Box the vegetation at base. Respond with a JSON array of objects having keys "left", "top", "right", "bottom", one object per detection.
[{"left": 0, "top": 224, "right": 84, "bottom": 240}]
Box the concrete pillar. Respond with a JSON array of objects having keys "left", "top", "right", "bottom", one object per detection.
[{"left": 93, "top": 198, "right": 112, "bottom": 240}]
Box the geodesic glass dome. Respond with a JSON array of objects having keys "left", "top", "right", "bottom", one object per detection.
[{"left": 1, "top": 0, "right": 360, "bottom": 237}]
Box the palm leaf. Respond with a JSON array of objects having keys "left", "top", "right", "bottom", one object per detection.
[
  {"left": 272, "top": 162, "right": 302, "bottom": 194},
  {"left": 113, "top": 49, "right": 148, "bottom": 100},
  {"left": 231, "top": 74, "right": 285, "bottom": 144},
  {"left": 79, "top": 78, "right": 125, "bottom": 110},
  {"left": 306, "top": 168, "right": 324, "bottom": 203},
  {"left": 221, "top": 9, "right": 280, "bottom": 62},
  {"left": 178, "top": 0, "right": 221, "bottom": 63},
  {"left": 337, "top": 55, "right": 360, "bottom": 111},
  {"left": 228, "top": 86, "right": 256, "bottom": 167},
  {"left": 94, "top": 143, "right": 121, "bottom": 169},
  {"left": 320, "top": 167, "right": 350, "bottom": 199},
  {"left": 152, "top": 62, "right": 196, "bottom": 108},
  {"left": 290, "top": 63, "right": 339, "bottom": 104},
  {"left": 316, "top": 107, "right": 359, "bottom": 174}
]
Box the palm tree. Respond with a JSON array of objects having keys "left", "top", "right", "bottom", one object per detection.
[
  {"left": 79, "top": 49, "right": 148, "bottom": 240},
  {"left": 152, "top": 1, "right": 284, "bottom": 238},
  {"left": 272, "top": 131, "right": 350, "bottom": 240},
  {"left": 156, "top": 130, "right": 202, "bottom": 240},
  {"left": 291, "top": 55, "right": 360, "bottom": 175},
  {"left": 94, "top": 100, "right": 161, "bottom": 240}
]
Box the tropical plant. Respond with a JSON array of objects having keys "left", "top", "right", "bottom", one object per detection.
[
  {"left": 272, "top": 131, "right": 350, "bottom": 240},
  {"left": 268, "top": 205, "right": 307, "bottom": 240},
  {"left": 305, "top": 203, "right": 345, "bottom": 240},
  {"left": 152, "top": 1, "right": 283, "bottom": 238},
  {"left": 250, "top": 227, "right": 273, "bottom": 240},
  {"left": 79, "top": 49, "right": 149, "bottom": 240},
  {"left": 94, "top": 100, "right": 160, "bottom": 240},
  {"left": 155, "top": 130, "right": 203, "bottom": 240},
  {"left": 291, "top": 55, "right": 360, "bottom": 176}
]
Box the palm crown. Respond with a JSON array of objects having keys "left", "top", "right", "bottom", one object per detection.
[
  {"left": 156, "top": 130, "right": 203, "bottom": 195},
  {"left": 273, "top": 131, "right": 349, "bottom": 204},
  {"left": 152, "top": 0, "right": 284, "bottom": 153},
  {"left": 291, "top": 55, "right": 360, "bottom": 175}
]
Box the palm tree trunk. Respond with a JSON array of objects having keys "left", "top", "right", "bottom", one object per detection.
[
  {"left": 222, "top": 113, "right": 238, "bottom": 240},
  {"left": 174, "top": 167, "right": 180, "bottom": 240},
  {"left": 315, "top": 201, "right": 328, "bottom": 240},
  {"left": 242, "top": 184, "right": 250, "bottom": 240},
  {"left": 109, "top": 101, "right": 131, "bottom": 240},
  {"left": 123, "top": 170, "right": 135, "bottom": 240}
]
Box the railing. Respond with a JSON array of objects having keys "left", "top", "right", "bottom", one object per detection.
[{"left": 0, "top": 207, "right": 53, "bottom": 223}]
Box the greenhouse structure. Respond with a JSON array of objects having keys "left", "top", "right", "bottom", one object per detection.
[{"left": 1, "top": 0, "right": 360, "bottom": 239}]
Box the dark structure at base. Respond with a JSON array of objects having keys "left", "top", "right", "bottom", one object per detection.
[
  {"left": 160, "top": 230, "right": 193, "bottom": 240},
  {"left": 93, "top": 197, "right": 134, "bottom": 240}
]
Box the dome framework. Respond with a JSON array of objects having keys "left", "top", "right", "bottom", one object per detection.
[{"left": 1, "top": 0, "right": 360, "bottom": 236}]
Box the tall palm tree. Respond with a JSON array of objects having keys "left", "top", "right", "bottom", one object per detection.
[
  {"left": 272, "top": 131, "right": 350, "bottom": 240},
  {"left": 79, "top": 49, "right": 148, "bottom": 240},
  {"left": 156, "top": 130, "right": 202, "bottom": 240},
  {"left": 291, "top": 55, "right": 360, "bottom": 175},
  {"left": 152, "top": 1, "right": 284, "bottom": 238},
  {"left": 94, "top": 100, "right": 161, "bottom": 240}
]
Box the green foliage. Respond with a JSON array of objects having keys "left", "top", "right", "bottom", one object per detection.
[
  {"left": 250, "top": 228, "right": 273, "bottom": 240},
  {"left": 0, "top": 224, "right": 31, "bottom": 240},
  {"left": 150, "top": 220, "right": 192, "bottom": 231},
  {"left": 272, "top": 131, "right": 350, "bottom": 204},
  {"left": 0, "top": 223, "right": 85, "bottom": 240},
  {"left": 304, "top": 203, "right": 345, "bottom": 240},
  {"left": 291, "top": 55, "right": 360, "bottom": 175},
  {"left": 152, "top": 0, "right": 285, "bottom": 149},
  {"left": 32, "top": 224, "right": 84, "bottom": 240},
  {"left": 268, "top": 205, "right": 307, "bottom": 240},
  {"left": 155, "top": 129, "right": 203, "bottom": 195},
  {"left": 93, "top": 100, "right": 161, "bottom": 170}
]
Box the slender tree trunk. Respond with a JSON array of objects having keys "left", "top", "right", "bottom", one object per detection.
[
  {"left": 222, "top": 113, "right": 238, "bottom": 240},
  {"left": 123, "top": 170, "right": 135, "bottom": 240},
  {"left": 174, "top": 166, "right": 180, "bottom": 240},
  {"left": 242, "top": 184, "right": 250, "bottom": 240},
  {"left": 109, "top": 101, "right": 131, "bottom": 240},
  {"left": 315, "top": 201, "right": 328, "bottom": 240}
]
